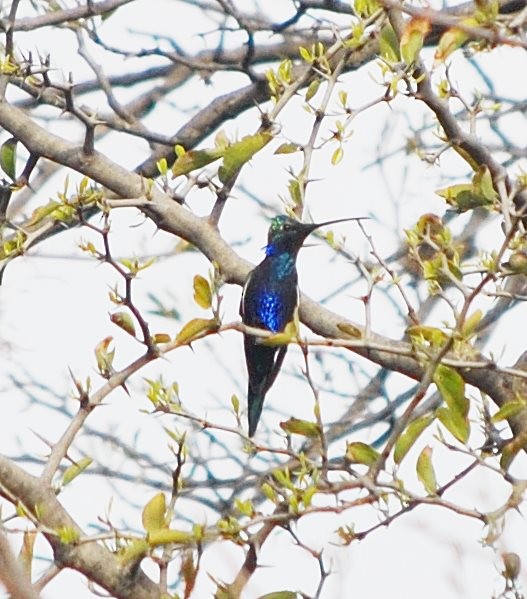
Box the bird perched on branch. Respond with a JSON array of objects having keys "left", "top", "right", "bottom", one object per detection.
[{"left": 240, "top": 214, "right": 361, "bottom": 436}]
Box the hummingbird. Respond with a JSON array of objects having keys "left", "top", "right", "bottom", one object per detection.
[{"left": 240, "top": 214, "right": 361, "bottom": 436}]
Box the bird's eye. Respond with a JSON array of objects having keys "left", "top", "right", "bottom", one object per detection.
[{"left": 283, "top": 223, "right": 291, "bottom": 231}]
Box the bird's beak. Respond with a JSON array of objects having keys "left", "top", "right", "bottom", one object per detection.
[{"left": 304, "top": 216, "right": 368, "bottom": 233}]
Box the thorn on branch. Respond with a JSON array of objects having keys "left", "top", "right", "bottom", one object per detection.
[{"left": 84, "top": 123, "right": 95, "bottom": 155}]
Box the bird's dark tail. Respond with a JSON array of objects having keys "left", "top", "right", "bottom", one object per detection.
[
  {"left": 246, "top": 345, "right": 288, "bottom": 437},
  {"left": 247, "top": 388, "right": 265, "bottom": 437}
]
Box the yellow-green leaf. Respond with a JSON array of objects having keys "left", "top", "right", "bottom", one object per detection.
[
  {"left": 231, "top": 394, "right": 240, "bottom": 416},
  {"left": 94, "top": 336, "right": 114, "bottom": 378},
  {"left": 331, "top": 146, "right": 344, "bottom": 165},
  {"left": 175, "top": 318, "right": 219, "bottom": 345},
  {"left": 473, "top": 165, "right": 497, "bottom": 201},
  {"left": 261, "top": 482, "right": 277, "bottom": 502},
  {"left": 142, "top": 492, "right": 167, "bottom": 534},
  {"left": 147, "top": 528, "right": 194, "bottom": 547},
  {"left": 416, "top": 446, "right": 438, "bottom": 494},
  {"left": 345, "top": 441, "right": 380, "bottom": 465},
  {"left": 172, "top": 147, "right": 224, "bottom": 177},
  {"left": 434, "top": 364, "right": 468, "bottom": 417},
  {"left": 0, "top": 137, "right": 17, "bottom": 181},
  {"left": 193, "top": 274, "right": 212, "bottom": 309},
  {"left": 62, "top": 457, "right": 93, "bottom": 486},
  {"left": 262, "top": 320, "right": 298, "bottom": 346},
  {"left": 305, "top": 79, "right": 321, "bottom": 102},
  {"left": 462, "top": 309, "right": 482, "bottom": 338},
  {"left": 337, "top": 322, "right": 362, "bottom": 338},
  {"left": 394, "top": 413, "right": 435, "bottom": 464},
  {"left": 118, "top": 539, "right": 149, "bottom": 563},
  {"left": 436, "top": 406, "right": 470, "bottom": 443},
  {"left": 218, "top": 132, "right": 272, "bottom": 184},
  {"left": 274, "top": 142, "right": 301, "bottom": 155},
  {"left": 299, "top": 46, "right": 312, "bottom": 62},
  {"left": 435, "top": 182, "right": 492, "bottom": 212},
  {"left": 110, "top": 311, "right": 136, "bottom": 337},
  {"left": 379, "top": 25, "right": 401, "bottom": 62},
  {"left": 408, "top": 325, "right": 448, "bottom": 347},
  {"left": 354, "top": 0, "right": 379, "bottom": 17},
  {"left": 56, "top": 526, "right": 80, "bottom": 544},
  {"left": 152, "top": 332, "right": 171, "bottom": 344},
  {"left": 234, "top": 498, "right": 254, "bottom": 516},
  {"left": 156, "top": 158, "right": 168, "bottom": 176},
  {"left": 499, "top": 430, "right": 527, "bottom": 470},
  {"left": 27, "top": 200, "right": 63, "bottom": 227},
  {"left": 434, "top": 19, "right": 477, "bottom": 64},
  {"left": 288, "top": 178, "right": 302, "bottom": 207},
  {"left": 280, "top": 418, "right": 321, "bottom": 437},
  {"left": 400, "top": 17, "right": 430, "bottom": 65},
  {"left": 492, "top": 397, "right": 527, "bottom": 423}
]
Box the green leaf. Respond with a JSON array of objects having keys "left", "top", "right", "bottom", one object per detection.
[
  {"left": 435, "top": 183, "right": 492, "bottom": 212},
  {"left": 261, "top": 482, "right": 277, "bottom": 502},
  {"left": 299, "top": 46, "right": 312, "bottom": 62},
  {"left": 354, "top": 0, "right": 379, "bottom": 17},
  {"left": 434, "top": 365, "right": 468, "bottom": 417},
  {"left": 473, "top": 165, "right": 497, "bottom": 201},
  {"left": 175, "top": 318, "right": 219, "bottom": 345},
  {"left": 218, "top": 132, "right": 272, "bottom": 184},
  {"left": 434, "top": 19, "right": 476, "bottom": 64},
  {"left": 288, "top": 178, "right": 302, "bottom": 207},
  {"left": 118, "top": 539, "right": 149, "bottom": 563},
  {"left": 394, "top": 413, "right": 434, "bottom": 464},
  {"left": 152, "top": 332, "right": 171, "bottom": 344},
  {"left": 193, "top": 274, "right": 212, "bottom": 309},
  {"left": 56, "top": 526, "right": 80, "bottom": 544},
  {"left": 262, "top": 320, "right": 297, "bottom": 346},
  {"left": 94, "top": 336, "right": 114, "bottom": 378},
  {"left": 142, "top": 493, "right": 167, "bottom": 534},
  {"left": 492, "top": 397, "right": 527, "bottom": 423},
  {"left": 230, "top": 394, "right": 240, "bottom": 416},
  {"left": 499, "top": 430, "right": 527, "bottom": 470},
  {"left": 156, "top": 158, "right": 168, "bottom": 176},
  {"left": 274, "top": 142, "right": 301, "bottom": 155},
  {"left": 416, "top": 446, "right": 438, "bottom": 494},
  {"left": 172, "top": 147, "right": 224, "bottom": 177},
  {"left": 305, "top": 79, "right": 321, "bottom": 102},
  {"left": 62, "top": 457, "right": 93, "bottom": 486},
  {"left": 408, "top": 325, "right": 448, "bottom": 347},
  {"left": 436, "top": 406, "right": 470, "bottom": 443},
  {"left": 110, "top": 311, "right": 136, "bottom": 337},
  {"left": 400, "top": 17, "right": 430, "bottom": 65},
  {"left": 234, "top": 498, "right": 254, "bottom": 516},
  {"left": 279, "top": 418, "right": 320, "bottom": 437},
  {"left": 345, "top": 441, "right": 380, "bottom": 465},
  {"left": 379, "top": 25, "right": 401, "bottom": 62},
  {"left": 337, "top": 322, "right": 362, "bottom": 338},
  {"left": 461, "top": 309, "right": 482, "bottom": 338},
  {"left": 147, "top": 528, "right": 194, "bottom": 547},
  {"left": 331, "top": 146, "right": 344, "bottom": 165},
  {"left": 0, "top": 137, "right": 17, "bottom": 181}
]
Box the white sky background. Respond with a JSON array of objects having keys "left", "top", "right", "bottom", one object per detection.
[{"left": 0, "top": 1, "right": 526, "bottom": 598}]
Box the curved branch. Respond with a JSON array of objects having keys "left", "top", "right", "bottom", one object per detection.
[{"left": 0, "top": 456, "right": 160, "bottom": 599}]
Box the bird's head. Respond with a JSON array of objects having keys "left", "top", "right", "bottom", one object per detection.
[
  {"left": 265, "top": 215, "right": 318, "bottom": 255},
  {"left": 265, "top": 214, "right": 365, "bottom": 256}
]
